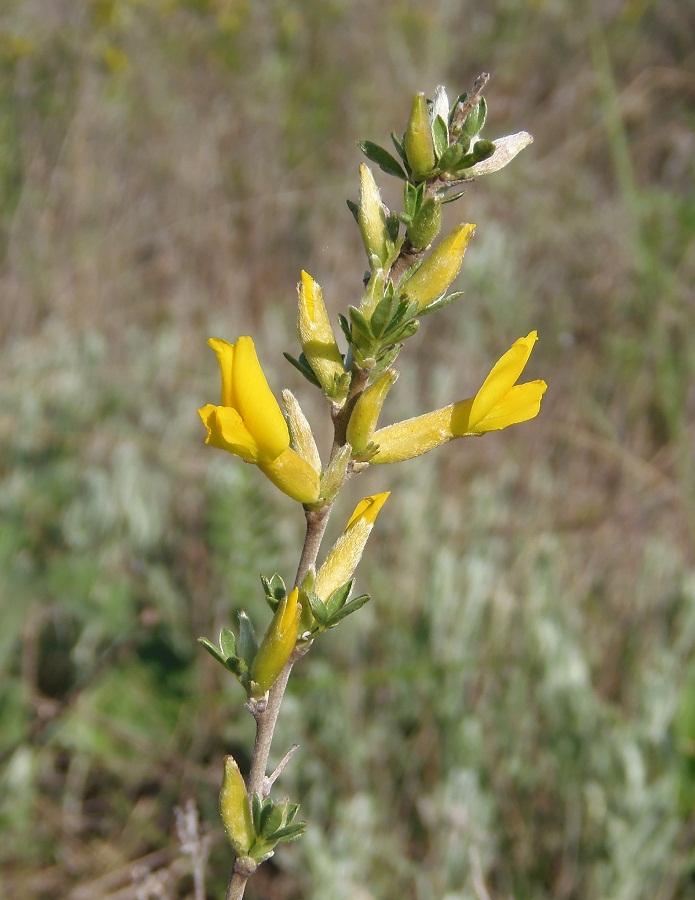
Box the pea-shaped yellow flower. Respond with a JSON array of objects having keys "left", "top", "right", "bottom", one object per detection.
[
  {"left": 372, "top": 332, "right": 547, "bottom": 464},
  {"left": 198, "top": 336, "right": 321, "bottom": 504}
]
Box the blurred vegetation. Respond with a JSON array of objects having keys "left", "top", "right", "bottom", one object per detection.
[{"left": 0, "top": 0, "right": 694, "bottom": 897}]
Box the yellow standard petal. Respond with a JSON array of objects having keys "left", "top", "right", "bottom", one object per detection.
[
  {"left": 315, "top": 492, "right": 390, "bottom": 600},
  {"left": 466, "top": 380, "right": 547, "bottom": 433},
  {"left": 207, "top": 337, "right": 235, "bottom": 407},
  {"left": 468, "top": 331, "right": 537, "bottom": 428},
  {"left": 231, "top": 336, "right": 289, "bottom": 461}
]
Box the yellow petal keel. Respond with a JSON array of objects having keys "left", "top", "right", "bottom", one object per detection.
[{"left": 258, "top": 447, "right": 321, "bottom": 505}]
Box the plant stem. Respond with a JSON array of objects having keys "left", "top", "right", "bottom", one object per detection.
[{"left": 225, "top": 504, "right": 333, "bottom": 900}]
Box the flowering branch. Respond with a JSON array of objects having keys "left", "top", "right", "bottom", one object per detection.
[{"left": 197, "top": 74, "right": 547, "bottom": 900}]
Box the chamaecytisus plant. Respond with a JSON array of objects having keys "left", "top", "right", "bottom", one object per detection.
[{"left": 197, "top": 74, "right": 546, "bottom": 900}]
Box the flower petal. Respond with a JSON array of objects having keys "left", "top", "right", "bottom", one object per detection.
[
  {"left": 471, "top": 380, "right": 547, "bottom": 433},
  {"left": 207, "top": 338, "right": 235, "bottom": 407},
  {"left": 257, "top": 447, "right": 321, "bottom": 505},
  {"left": 469, "top": 332, "right": 537, "bottom": 427},
  {"left": 198, "top": 404, "right": 259, "bottom": 460},
  {"left": 232, "top": 336, "right": 289, "bottom": 461}
]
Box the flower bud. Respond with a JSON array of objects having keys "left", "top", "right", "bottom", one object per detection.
[
  {"left": 315, "top": 493, "right": 390, "bottom": 601},
  {"left": 399, "top": 223, "right": 475, "bottom": 310},
  {"left": 219, "top": 755, "right": 254, "bottom": 855},
  {"left": 346, "top": 369, "right": 398, "bottom": 455},
  {"left": 407, "top": 196, "right": 442, "bottom": 250},
  {"left": 358, "top": 163, "right": 390, "bottom": 269},
  {"left": 404, "top": 92, "right": 436, "bottom": 180},
  {"left": 297, "top": 271, "right": 346, "bottom": 399},
  {"left": 282, "top": 389, "right": 321, "bottom": 476},
  {"left": 250, "top": 588, "right": 301, "bottom": 696}
]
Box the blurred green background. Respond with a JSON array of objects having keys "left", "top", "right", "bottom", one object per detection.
[{"left": 1, "top": 1, "right": 694, "bottom": 897}]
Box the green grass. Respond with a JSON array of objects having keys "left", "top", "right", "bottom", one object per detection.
[{"left": 1, "top": 1, "right": 694, "bottom": 897}]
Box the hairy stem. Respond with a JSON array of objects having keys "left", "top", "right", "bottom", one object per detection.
[{"left": 225, "top": 504, "right": 333, "bottom": 900}]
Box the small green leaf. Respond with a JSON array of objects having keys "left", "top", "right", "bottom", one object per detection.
[
  {"left": 251, "top": 792, "right": 263, "bottom": 835},
  {"left": 419, "top": 290, "right": 465, "bottom": 317},
  {"left": 370, "top": 293, "right": 397, "bottom": 339},
  {"left": 432, "top": 114, "right": 449, "bottom": 158},
  {"left": 326, "top": 579, "right": 354, "bottom": 618},
  {"left": 283, "top": 352, "right": 321, "bottom": 388},
  {"left": 198, "top": 637, "right": 226, "bottom": 667},
  {"left": 391, "top": 132, "right": 408, "bottom": 167},
  {"left": 338, "top": 313, "right": 353, "bottom": 345},
  {"left": 260, "top": 803, "right": 285, "bottom": 839},
  {"left": 269, "top": 822, "right": 306, "bottom": 843},
  {"left": 238, "top": 611, "right": 259, "bottom": 669},
  {"left": 219, "top": 627, "right": 237, "bottom": 659},
  {"left": 326, "top": 593, "right": 370, "bottom": 626},
  {"left": 349, "top": 306, "right": 375, "bottom": 341},
  {"left": 442, "top": 189, "right": 468, "bottom": 204},
  {"left": 384, "top": 319, "right": 419, "bottom": 343},
  {"left": 437, "top": 144, "right": 464, "bottom": 173},
  {"left": 346, "top": 198, "right": 359, "bottom": 223},
  {"left": 284, "top": 803, "right": 300, "bottom": 825},
  {"left": 358, "top": 140, "right": 407, "bottom": 180},
  {"left": 305, "top": 590, "right": 328, "bottom": 626}
]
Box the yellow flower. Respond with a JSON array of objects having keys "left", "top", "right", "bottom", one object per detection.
[
  {"left": 314, "top": 492, "right": 390, "bottom": 601},
  {"left": 372, "top": 332, "right": 547, "bottom": 464},
  {"left": 198, "top": 336, "right": 321, "bottom": 504}
]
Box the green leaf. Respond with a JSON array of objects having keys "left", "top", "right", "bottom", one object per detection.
[
  {"left": 442, "top": 189, "right": 468, "bottom": 204},
  {"left": 238, "top": 611, "right": 259, "bottom": 669},
  {"left": 370, "top": 293, "right": 397, "bottom": 339},
  {"left": 384, "top": 319, "right": 419, "bottom": 343},
  {"left": 385, "top": 212, "right": 401, "bottom": 243},
  {"left": 358, "top": 140, "right": 407, "bottom": 180},
  {"left": 463, "top": 100, "right": 484, "bottom": 138},
  {"left": 338, "top": 313, "right": 353, "bottom": 345},
  {"left": 346, "top": 198, "right": 359, "bottom": 224},
  {"left": 198, "top": 636, "right": 226, "bottom": 667},
  {"left": 219, "top": 627, "right": 237, "bottom": 659},
  {"left": 305, "top": 590, "right": 328, "bottom": 626},
  {"left": 251, "top": 792, "right": 263, "bottom": 835},
  {"left": 326, "top": 593, "right": 370, "bottom": 626},
  {"left": 437, "top": 144, "right": 464, "bottom": 173},
  {"left": 325, "top": 579, "right": 354, "bottom": 619},
  {"left": 419, "top": 291, "right": 465, "bottom": 317},
  {"left": 476, "top": 96, "right": 487, "bottom": 132},
  {"left": 260, "top": 802, "right": 284, "bottom": 839},
  {"left": 283, "top": 352, "right": 321, "bottom": 388},
  {"left": 432, "top": 114, "right": 449, "bottom": 158},
  {"left": 349, "top": 306, "right": 375, "bottom": 341},
  {"left": 284, "top": 802, "right": 300, "bottom": 825},
  {"left": 269, "top": 822, "right": 306, "bottom": 842},
  {"left": 391, "top": 132, "right": 408, "bottom": 167}
]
